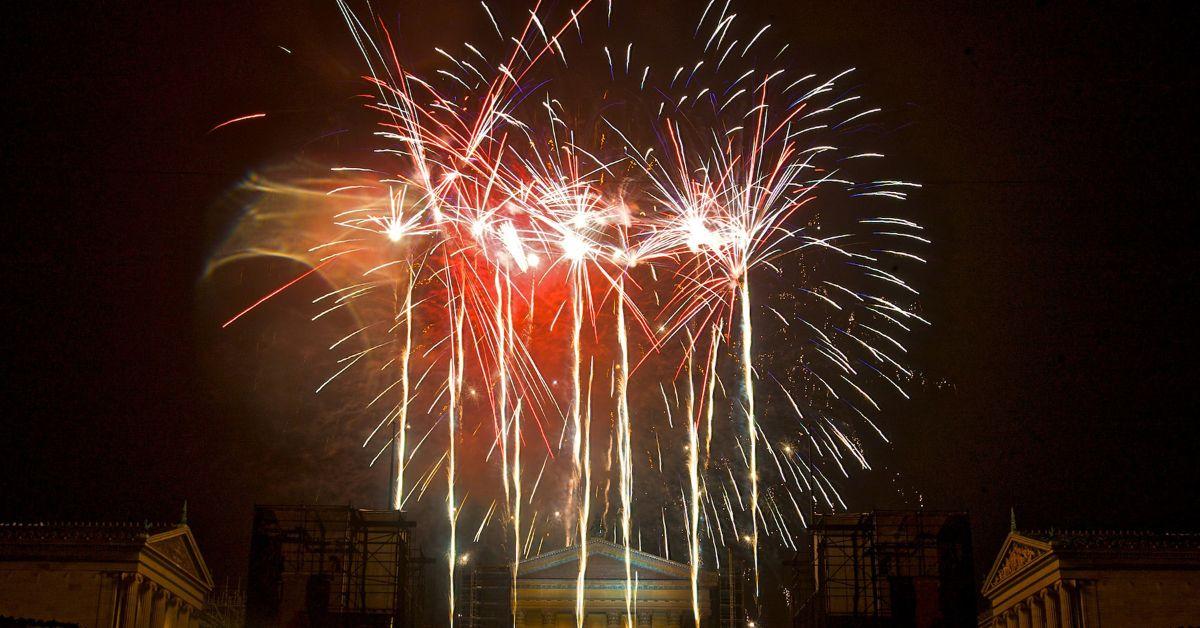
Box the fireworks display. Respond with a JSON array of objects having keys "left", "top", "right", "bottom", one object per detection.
[{"left": 213, "top": 0, "right": 929, "bottom": 623}]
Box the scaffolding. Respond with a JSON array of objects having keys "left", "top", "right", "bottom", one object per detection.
[
  {"left": 457, "top": 564, "right": 512, "bottom": 627},
  {"left": 714, "top": 548, "right": 747, "bottom": 628},
  {"left": 792, "top": 510, "right": 975, "bottom": 628},
  {"left": 197, "top": 579, "right": 246, "bottom": 628},
  {"left": 245, "top": 505, "right": 429, "bottom": 628}
]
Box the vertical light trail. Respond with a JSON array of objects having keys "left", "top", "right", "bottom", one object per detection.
[
  {"left": 392, "top": 273, "right": 414, "bottom": 509},
  {"left": 511, "top": 399, "right": 523, "bottom": 627},
  {"left": 686, "top": 345, "right": 702, "bottom": 626},
  {"left": 576, "top": 372, "right": 593, "bottom": 627},
  {"left": 616, "top": 274, "right": 634, "bottom": 620},
  {"left": 571, "top": 274, "right": 584, "bottom": 488},
  {"left": 504, "top": 277, "right": 521, "bottom": 627},
  {"left": 704, "top": 324, "right": 720, "bottom": 458},
  {"left": 496, "top": 272, "right": 511, "bottom": 508},
  {"left": 740, "top": 276, "right": 759, "bottom": 595},
  {"left": 447, "top": 284, "right": 464, "bottom": 627},
  {"left": 572, "top": 276, "right": 589, "bottom": 627}
]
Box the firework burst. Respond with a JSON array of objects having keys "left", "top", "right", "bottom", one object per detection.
[{"left": 214, "top": 0, "right": 929, "bottom": 623}]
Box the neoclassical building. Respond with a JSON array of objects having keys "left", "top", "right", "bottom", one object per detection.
[
  {"left": 466, "top": 537, "right": 720, "bottom": 627},
  {"left": 0, "top": 519, "right": 213, "bottom": 628},
  {"left": 978, "top": 528, "right": 1200, "bottom": 627}
]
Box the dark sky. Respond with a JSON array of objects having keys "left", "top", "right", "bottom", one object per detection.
[{"left": 3, "top": 0, "right": 1198, "bottom": 609}]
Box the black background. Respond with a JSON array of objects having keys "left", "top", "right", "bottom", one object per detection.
[{"left": 3, "top": 0, "right": 1198, "bottom": 613}]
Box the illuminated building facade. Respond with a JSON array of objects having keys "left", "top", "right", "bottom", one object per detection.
[
  {"left": 0, "top": 520, "right": 213, "bottom": 628},
  {"left": 459, "top": 537, "right": 747, "bottom": 627},
  {"left": 977, "top": 529, "right": 1200, "bottom": 627}
]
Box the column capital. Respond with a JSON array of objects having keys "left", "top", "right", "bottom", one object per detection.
[
  {"left": 1015, "top": 601, "right": 1031, "bottom": 628},
  {"left": 1056, "top": 579, "right": 1075, "bottom": 628},
  {"left": 163, "top": 597, "right": 181, "bottom": 628}
]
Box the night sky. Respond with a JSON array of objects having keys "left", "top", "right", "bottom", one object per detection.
[{"left": 3, "top": 0, "right": 1198, "bottom": 612}]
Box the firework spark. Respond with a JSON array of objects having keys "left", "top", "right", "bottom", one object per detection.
[{"left": 216, "top": 0, "right": 930, "bottom": 622}]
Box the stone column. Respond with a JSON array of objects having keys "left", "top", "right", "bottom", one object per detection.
[
  {"left": 120, "top": 574, "right": 143, "bottom": 628},
  {"left": 1079, "top": 580, "right": 1096, "bottom": 627},
  {"left": 1040, "top": 588, "right": 1058, "bottom": 628},
  {"left": 136, "top": 582, "right": 157, "bottom": 628},
  {"left": 1005, "top": 608, "right": 1018, "bottom": 628},
  {"left": 149, "top": 588, "right": 169, "bottom": 628},
  {"left": 1031, "top": 595, "right": 1045, "bottom": 628},
  {"left": 163, "top": 598, "right": 180, "bottom": 628},
  {"left": 174, "top": 606, "right": 190, "bottom": 628},
  {"left": 1056, "top": 581, "right": 1075, "bottom": 628},
  {"left": 1015, "top": 601, "right": 1029, "bottom": 628}
]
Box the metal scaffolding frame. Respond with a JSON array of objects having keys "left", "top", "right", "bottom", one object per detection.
[
  {"left": 245, "top": 505, "right": 429, "bottom": 628},
  {"left": 792, "top": 510, "right": 974, "bottom": 628},
  {"left": 458, "top": 564, "right": 512, "bottom": 627},
  {"left": 715, "top": 548, "right": 747, "bottom": 628}
]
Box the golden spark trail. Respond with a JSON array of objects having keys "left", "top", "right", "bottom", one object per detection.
[
  {"left": 571, "top": 276, "right": 584, "bottom": 483},
  {"left": 393, "top": 273, "right": 414, "bottom": 509},
  {"left": 704, "top": 325, "right": 720, "bottom": 458},
  {"left": 575, "top": 369, "right": 593, "bottom": 627},
  {"left": 447, "top": 287, "right": 464, "bottom": 627},
  {"left": 496, "top": 272, "right": 511, "bottom": 508},
  {"left": 616, "top": 274, "right": 634, "bottom": 620},
  {"left": 686, "top": 346, "right": 702, "bottom": 626},
  {"left": 511, "top": 399, "right": 523, "bottom": 627},
  {"left": 739, "top": 276, "right": 759, "bottom": 596},
  {"left": 499, "top": 275, "right": 520, "bottom": 627},
  {"left": 571, "top": 276, "right": 588, "bottom": 627}
]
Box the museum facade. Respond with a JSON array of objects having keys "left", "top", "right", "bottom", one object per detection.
[
  {"left": 977, "top": 528, "right": 1200, "bottom": 627},
  {"left": 0, "top": 519, "right": 213, "bottom": 628}
]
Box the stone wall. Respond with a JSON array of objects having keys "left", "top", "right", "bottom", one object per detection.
[
  {"left": 1093, "top": 569, "right": 1200, "bottom": 627},
  {"left": 0, "top": 562, "right": 119, "bottom": 627}
]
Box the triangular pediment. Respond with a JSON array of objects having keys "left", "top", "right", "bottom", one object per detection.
[
  {"left": 519, "top": 538, "right": 695, "bottom": 581},
  {"left": 981, "top": 533, "right": 1051, "bottom": 594},
  {"left": 146, "top": 525, "right": 214, "bottom": 589}
]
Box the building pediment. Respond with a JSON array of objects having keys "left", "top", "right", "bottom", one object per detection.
[
  {"left": 519, "top": 538, "right": 702, "bottom": 582},
  {"left": 981, "top": 533, "right": 1051, "bottom": 595},
  {"left": 146, "top": 526, "right": 214, "bottom": 590}
]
